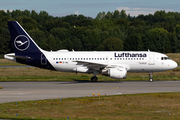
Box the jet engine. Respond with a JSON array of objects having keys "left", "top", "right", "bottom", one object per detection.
[{"left": 102, "top": 68, "right": 127, "bottom": 79}]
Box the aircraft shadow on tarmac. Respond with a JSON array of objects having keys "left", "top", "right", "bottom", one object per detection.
[
  {"left": 73, "top": 80, "right": 152, "bottom": 83},
  {"left": 59, "top": 80, "right": 123, "bottom": 84}
]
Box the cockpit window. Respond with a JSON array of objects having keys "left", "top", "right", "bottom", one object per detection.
[{"left": 161, "top": 57, "right": 170, "bottom": 60}]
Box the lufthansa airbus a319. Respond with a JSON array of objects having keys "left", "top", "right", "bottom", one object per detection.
[{"left": 4, "top": 21, "right": 178, "bottom": 82}]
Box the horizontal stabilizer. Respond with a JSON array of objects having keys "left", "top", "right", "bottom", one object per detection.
[
  {"left": 4, "top": 53, "right": 31, "bottom": 61},
  {"left": 7, "top": 55, "right": 31, "bottom": 59}
]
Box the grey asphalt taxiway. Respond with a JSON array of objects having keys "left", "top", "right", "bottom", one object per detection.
[{"left": 0, "top": 81, "right": 180, "bottom": 103}]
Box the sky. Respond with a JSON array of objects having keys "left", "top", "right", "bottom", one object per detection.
[{"left": 1, "top": 0, "right": 180, "bottom": 18}]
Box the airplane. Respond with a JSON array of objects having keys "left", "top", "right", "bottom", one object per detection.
[{"left": 4, "top": 21, "right": 178, "bottom": 82}]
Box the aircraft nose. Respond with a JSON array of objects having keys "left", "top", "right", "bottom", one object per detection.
[{"left": 172, "top": 61, "right": 178, "bottom": 69}]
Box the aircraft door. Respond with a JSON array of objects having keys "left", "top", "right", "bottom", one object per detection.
[
  {"left": 41, "top": 54, "right": 47, "bottom": 65},
  {"left": 148, "top": 53, "right": 155, "bottom": 65}
]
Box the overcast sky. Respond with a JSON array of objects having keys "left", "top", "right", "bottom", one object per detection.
[{"left": 1, "top": 0, "right": 180, "bottom": 18}]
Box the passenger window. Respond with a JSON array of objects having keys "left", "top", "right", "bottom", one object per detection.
[
  {"left": 100, "top": 58, "right": 102, "bottom": 60},
  {"left": 53, "top": 58, "right": 55, "bottom": 60},
  {"left": 64, "top": 58, "right": 66, "bottom": 60}
]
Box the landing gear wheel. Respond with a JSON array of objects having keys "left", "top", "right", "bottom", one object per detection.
[
  {"left": 149, "top": 72, "right": 153, "bottom": 82},
  {"left": 149, "top": 78, "right": 153, "bottom": 82},
  {"left": 91, "top": 77, "right": 98, "bottom": 82}
]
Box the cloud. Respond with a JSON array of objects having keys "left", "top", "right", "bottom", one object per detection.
[
  {"left": 74, "top": 11, "right": 80, "bottom": 15},
  {"left": 126, "top": 10, "right": 155, "bottom": 16},
  {"left": 0, "top": 9, "right": 13, "bottom": 12},
  {"left": 117, "top": 7, "right": 130, "bottom": 11},
  {"left": 116, "top": 7, "right": 173, "bottom": 16},
  {"left": 133, "top": 8, "right": 141, "bottom": 10}
]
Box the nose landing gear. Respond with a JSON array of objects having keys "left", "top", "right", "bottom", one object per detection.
[{"left": 149, "top": 72, "right": 153, "bottom": 82}]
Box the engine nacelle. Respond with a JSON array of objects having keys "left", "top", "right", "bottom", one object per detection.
[{"left": 102, "top": 68, "right": 127, "bottom": 79}]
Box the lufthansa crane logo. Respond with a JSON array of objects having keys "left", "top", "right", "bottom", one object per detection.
[{"left": 14, "top": 35, "right": 30, "bottom": 51}]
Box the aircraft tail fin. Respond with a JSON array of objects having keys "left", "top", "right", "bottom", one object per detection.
[{"left": 7, "top": 21, "right": 42, "bottom": 55}]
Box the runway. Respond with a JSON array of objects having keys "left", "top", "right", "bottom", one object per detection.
[{"left": 0, "top": 81, "right": 180, "bottom": 103}]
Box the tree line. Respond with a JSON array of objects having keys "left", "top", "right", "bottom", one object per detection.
[{"left": 0, "top": 9, "right": 180, "bottom": 56}]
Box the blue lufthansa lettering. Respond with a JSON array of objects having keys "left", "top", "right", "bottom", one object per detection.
[{"left": 114, "top": 53, "right": 147, "bottom": 57}]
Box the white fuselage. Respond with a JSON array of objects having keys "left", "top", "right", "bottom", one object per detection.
[{"left": 43, "top": 50, "right": 177, "bottom": 73}]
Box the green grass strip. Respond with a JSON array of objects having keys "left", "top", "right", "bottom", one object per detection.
[{"left": 0, "top": 92, "right": 180, "bottom": 120}]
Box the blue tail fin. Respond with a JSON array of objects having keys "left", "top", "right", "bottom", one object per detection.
[
  {"left": 7, "top": 21, "right": 55, "bottom": 70},
  {"left": 7, "top": 21, "right": 42, "bottom": 55}
]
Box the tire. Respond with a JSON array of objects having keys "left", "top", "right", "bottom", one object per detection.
[
  {"left": 149, "top": 78, "right": 153, "bottom": 82},
  {"left": 91, "top": 77, "right": 98, "bottom": 82}
]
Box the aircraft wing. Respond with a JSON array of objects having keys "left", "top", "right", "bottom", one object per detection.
[
  {"left": 74, "top": 61, "right": 107, "bottom": 70},
  {"left": 73, "top": 61, "right": 130, "bottom": 71}
]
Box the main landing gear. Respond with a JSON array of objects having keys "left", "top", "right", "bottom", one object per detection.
[
  {"left": 91, "top": 71, "right": 99, "bottom": 82},
  {"left": 91, "top": 76, "right": 98, "bottom": 82},
  {"left": 149, "top": 72, "right": 153, "bottom": 82}
]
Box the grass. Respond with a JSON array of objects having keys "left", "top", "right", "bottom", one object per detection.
[
  {"left": 0, "top": 86, "right": 3, "bottom": 89},
  {"left": 0, "top": 67, "right": 179, "bottom": 82},
  {"left": 0, "top": 58, "right": 180, "bottom": 82},
  {"left": 0, "top": 59, "right": 22, "bottom": 66},
  {"left": 0, "top": 92, "right": 180, "bottom": 120},
  {"left": 166, "top": 53, "right": 180, "bottom": 65}
]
